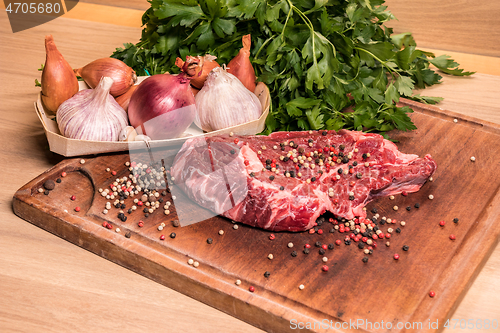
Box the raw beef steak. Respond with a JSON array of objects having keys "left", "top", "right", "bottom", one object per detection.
[{"left": 170, "top": 130, "right": 437, "bottom": 231}]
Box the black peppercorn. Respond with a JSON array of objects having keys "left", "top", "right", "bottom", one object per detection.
[
  {"left": 269, "top": 175, "right": 275, "bottom": 181},
  {"left": 315, "top": 241, "right": 322, "bottom": 247},
  {"left": 358, "top": 242, "right": 365, "bottom": 249},
  {"left": 371, "top": 208, "right": 377, "bottom": 214},
  {"left": 170, "top": 232, "right": 176, "bottom": 239},
  {"left": 402, "top": 245, "right": 409, "bottom": 251},
  {"left": 264, "top": 271, "right": 271, "bottom": 278},
  {"left": 319, "top": 249, "right": 326, "bottom": 255},
  {"left": 328, "top": 243, "right": 334, "bottom": 250},
  {"left": 362, "top": 257, "right": 369, "bottom": 263},
  {"left": 303, "top": 248, "right": 309, "bottom": 254},
  {"left": 406, "top": 206, "right": 411, "bottom": 211},
  {"left": 280, "top": 186, "right": 284, "bottom": 191},
  {"left": 291, "top": 251, "right": 297, "bottom": 257},
  {"left": 453, "top": 218, "right": 459, "bottom": 223},
  {"left": 207, "top": 238, "right": 213, "bottom": 244},
  {"left": 395, "top": 228, "right": 401, "bottom": 233},
  {"left": 56, "top": 178, "right": 62, "bottom": 183},
  {"left": 414, "top": 203, "right": 420, "bottom": 208}
]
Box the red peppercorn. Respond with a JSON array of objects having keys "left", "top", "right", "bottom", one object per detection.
[
  {"left": 322, "top": 265, "right": 329, "bottom": 272},
  {"left": 367, "top": 246, "right": 373, "bottom": 250},
  {"left": 329, "top": 218, "right": 334, "bottom": 223},
  {"left": 74, "top": 206, "right": 80, "bottom": 212},
  {"left": 244, "top": 160, "right": 250, "bottom": 166},
  {"left": 372, "top": 242, "right": 377, "bottom": 248},
  {"left": 349, "top": 233, "right": 355, "bottom": 239},
  {"left": 349, "top": 169, "right": 354, "bottom": 174},
  {"left": 305, "top": 244, "right": 311, "bottom": 249},
  {"left": 402, "top": 191, "right": 408, "bottom": 196},
  {"left": 378, "top": 233, "right": 384, "bottom": 239},
  {"left": 429, "top": 291, "right": 436, "bottom": 297},
  {"left": 138, "top": 221, "right": 144, "bottom": 227},
  {"left": 317, "top": 229, "right": 323, "bottom": 235},
  {"left": 111, "top": 170, "right": 117, "bottom": 176},
  {"left": 70, "top": 195, "right": 76, "bottom": 201},
  {"left": 102, "top": 222, "right": 108, "bottom": 228},
  {"left": 249, "top": 286, "right": 255, "bottom": 292},
  {"left": 372, "top": 234, "right": 378, "bottom": 240},
  {"left": 61, "top": 171, "right": 67, "bottom": 177},
  {"left": 160, "top": 235, "right": 165, "bottom": 240},
  {"left": 321, "top": 244, "right": 328, "bottom": 250},
  {"left": 269, "top": 234, "right": 275, "bottom": 240},
  {"left": 323, "top": 147, "right": 329, "bottom": 152},
  {"left": 439, "top": 220, "right": 445, "bottom": 227},
  {"left": 449, "top": 234, "right": 456, "bottom": 240},
  {"left": 106, "top": 223, "right": 113, "bottom": 229},
  {"left": 385, "top": 233, "right": 391, "bottom": 239},
  {"left": 394, "top": 253, "right": 400, "bottom": 260},
  {"left": 137, "top": 201, "right": 143, "bottom": 206},
  {"left": 362, "top": 237, "right": 368, "bottom": 243},
  {"left": 333, "top": 199, "right": 339, "bottom": 204},
  {"left": 234, "top": 138, "right": 239, "bottom": 144},
  {"left": 330, "top": 147, "right": 335, "bottom": 152}
]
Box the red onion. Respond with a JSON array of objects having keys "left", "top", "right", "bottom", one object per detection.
[{"left": 128, "top": 73, "right": 196, "bottom": 140}]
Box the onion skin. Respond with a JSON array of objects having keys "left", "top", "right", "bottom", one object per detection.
[
  {"left": 114, "top": 84, "right": 137, "bottom": 112},
  {"left": 227, "top": 34, "right": 256, "bottom": 92},
  {"left": 176, "top": 55, "right": 220, "bottom": 89},
  {"left": 128, "top": 73, "right": 196, "bottom": 140},
  {"left": 74, "top": 58, "right": 137, "bottom": 97},
  {"left": 41, "top": 35, "right": 79, "bottom": 117}
]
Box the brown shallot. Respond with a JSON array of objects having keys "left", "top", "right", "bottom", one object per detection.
[
  {"left": 227, "top": 34, "right": 256, "bottom": 92},
  {"left": 176, "top": 54, "right": 220, "bottom": 89},
  {"left": 115, "top": 84, "right": 137, "bottom": 112},
  {"left": 40, "top": 35, "right": 79, "bottom": 117},
  {"left": 74, "top": 58, "right": 137, "bottom": 97}
]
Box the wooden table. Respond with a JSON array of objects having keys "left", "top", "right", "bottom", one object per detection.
[{"left": 1, "top": 3, "right": 499, "bottom": 332}]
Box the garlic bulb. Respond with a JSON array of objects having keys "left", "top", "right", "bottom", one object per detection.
[
  {"left": 195, "top": 67, "right": 262, "bottom": 132},
  {"left": 57, "top": 77, "right": 129, "bottom": 141}
]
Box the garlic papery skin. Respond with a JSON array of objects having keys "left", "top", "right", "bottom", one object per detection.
[
  {"left": 195, "top": 67, "right": 262, "bottom": 132},
  {"left": 57, "top": 77, "right": 129, "bottom": 141}
]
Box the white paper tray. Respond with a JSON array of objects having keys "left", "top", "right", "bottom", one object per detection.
[{"left": 35, "top": 78, "right": 270, "bottom": 157}]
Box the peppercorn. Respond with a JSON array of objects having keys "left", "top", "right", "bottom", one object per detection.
[
  {"left": 56, "top": 178, "right": 61, "bottom": 183},
  {"left": 349, "top": 195, "right": 355, "bottom": 201},
  {"left": 170, "top": 232, "right": 176, "bottom": 239},
  {"left": 303, "top": 248, "right": 310, "bottom": 254},
  {"left": 393, "top": 253, "right": 400, "bottom": 260},
  {"left": 322, "top": 130, "right": 328, "bottom": 136},
  {"left": 362, "top": 257, "right": 369, "bottom": 263},
  {"left": 449, "top": 234, "right": 456, "bottom": 240},
  {"left": 402, "top": 245, "right": 409, "bottom": 251},
  {"left": 406, "top": 206, "right": 411, "bottom": 211},
  {"left": 319, "top": 249, "right": 326, "bottom": 255},
  {"left": 291, "top": 251, "right": 297, "bottom": 257},
  {"left": 264, "top": 271, "right": 271, "bottom": 278},
  {"left": 439, "top": 220, "right": 445, "bottom": 227},
  {"left": 43, "top": 179, "right": 56, "bottom": 190},
  {"left": 362, "top": 153, "right": 367, "bottom": 159},
  {"left": 344, "top": 239, "right": 351, "bottom": 245},
  {"left": 322, "top": 265, "right": 329, "bottom": 272},
  {"left": 358, "top": 243, "right": 365, "bottom": 249},
  {"left": 395, "top": 228, "right": 401, "bottom": 233},
  {"left": 249, "top": 286, "right": 255, "bottom": 292},
  {"left": 44, "top": 190, "right": 50, "bottom": 195},
  {"left": 315, "top": 241, "right": 321, "bottom": 247},
  {"left": 280, "top": 186, "right": 284, "bottom": 191},
  {"left": 172, "top": 220, "right": 180, "bottom": 227},
  {"left": 125, "top": 231, "right": 131, "bottom": 238},
  {"left": 207, "top": 238, "right": 213, "bottom": 244},
  {"left": 429, "top": 291, "right": 436, "bottom": 298},
  {"left": 453, "top": 218, "right": 459, "bottom": 223}
]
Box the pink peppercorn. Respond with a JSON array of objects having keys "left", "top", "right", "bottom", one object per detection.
[
  {"left": 317, "top": 229, "right": 323, "bottom": 235},
  {"left": 439, "top": 220, "right": 445, "bottom": 227},
  {"left": 244, "top": 160, "right": 250, "bottom": 166},
  {"left": 269, "top": 234, "right": 275, "bottom": 240},
  {"left": 402, "top": 191, "right": 408, "bottom": 196},
  {"left": 429, "top": 291, "right": 436, "bottom": 297},
  {"left": 249, "top": 286, "right": 255, "bottom": 292},
  {"left": 305, "top": 244, "right": 311, "bottom": 249},
  {"left": 450, "top": 234, "right": 456, "bottom": 240},
  {"left": 362, "top": 237, "right": 368, "bottom": 243},
  {"left": 74, "top": 206, "right": 80, "bottom": 212},
  {"left": 70, "top": 195, "right": 76, "bottom": 201},
  {"left": 138, "top": 221, "right": 144, "bottom": 227},
  {"left": 111, "top": 170, "right": 117, "bottom": 176},
  {"left": 102, "top": 222, "right": 108, "bottom": 228},
  {"left": 385, "top": 233, "right": 391, "bottom": 239},
  {"left": 394, "top": 254, "right": 400, "bottom": 260},
  {"left": 106, "top": 223, "right": 113, "bottom": 229},
  {"left": 335, "top": 239, "right": 341, "bottom": 246},
  {"left": 137, "top": 201, "right": 143, "bottom": 206},
  {"left": 322, "top": 244, "right": 328, "bottom": 250},
  {"left": 61, "top": 171, "right": 67, "bottom": 177},
  {"left": 234, "top": 138, "right": 239, "bottom": 144},
  {"left": 160, "top": 235, "right": 165, "bottom": 240},
  {"left": 372, "top": 234, "right": 378, "bottom": 240},
  {"left": 309, "top": 229, "right": 315, "bottom": 234},
  {"left": 322, "top": 265, "right": 329, "bottom": 272}
]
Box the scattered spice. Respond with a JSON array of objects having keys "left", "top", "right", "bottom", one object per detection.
[
  {"left": 429, "top": 291, "right": 436, "bottom": 297},
  {"left": 449, "top": 234, "right": 456, "bottom": 240},
  {"left": 207, "top": 238, "right": 213, "bottom": 244},
  {"left": 393, "top": 253, "right": 400, "bottom": 260},
  {"left": 453, "top": 218, "right": 459, "bottom": 224},
  {"left": 235, "top": 279, "right": 241, "bottom": 285},
  {"left": 43, "top": 179, "right": 55, "bottom": 190},
  {"left": 402, "top": 245, "right": 409, "bottom": 251},
  {"left": 299, "top": 284, "right": 305, "bottom": 290},
  {"left": 362, "top": 257, "right": 369, "bottom": 263},
  {"left": 249, "top": 286, "right": 255, "bottom": 292},
  {"left": 74, "top": 206, "right": 80, "bottom": 212},
  {"left": 264, "top": 271, "right": 271, "bottom": 278}
]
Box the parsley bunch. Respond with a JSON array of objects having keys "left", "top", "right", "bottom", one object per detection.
[{"left": 112, "top": 0, "right": 473, "bottom": 136}]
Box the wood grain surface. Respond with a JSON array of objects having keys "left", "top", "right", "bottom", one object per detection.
[{"left": 0, "top": 2, "right": 499, "bottom": 333}]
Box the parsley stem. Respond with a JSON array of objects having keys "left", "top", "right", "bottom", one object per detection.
[{"left": 354, "top": 47, "right": 400, "bottom": 80}]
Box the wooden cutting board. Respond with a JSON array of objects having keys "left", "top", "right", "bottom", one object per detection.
[{"left": 13, "top": 99, "right": 500, "bottom": 333}]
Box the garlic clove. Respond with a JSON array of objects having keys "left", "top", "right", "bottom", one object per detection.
[{"left": 119, "top": 126, "right": 136, "bottom": 141}]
